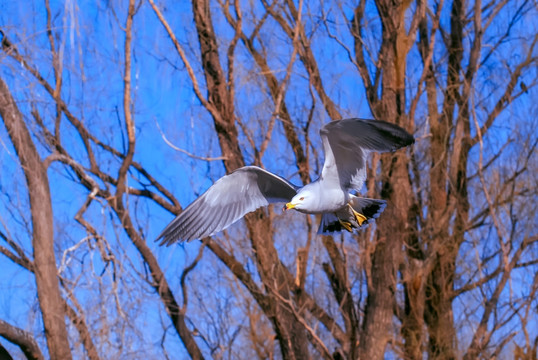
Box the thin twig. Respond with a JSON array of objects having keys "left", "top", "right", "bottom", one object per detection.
[{"left": 155, "top": 120, "right": 228, "bottom": 162}]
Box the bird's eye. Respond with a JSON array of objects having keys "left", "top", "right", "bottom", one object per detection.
[{"left": 299, "top": 197, "right": 304, "bottom": 201}]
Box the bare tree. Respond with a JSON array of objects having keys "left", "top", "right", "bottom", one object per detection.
[
  {"left": 0, "top": 0, "right": 536, "bottom": 359},
  {"left": 0, "top": 78, "right": 71, "bottom": 360}
]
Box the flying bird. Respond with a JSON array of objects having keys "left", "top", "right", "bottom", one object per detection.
[{"left": 157, "top": 118, "right": 414, "bottom": 245}]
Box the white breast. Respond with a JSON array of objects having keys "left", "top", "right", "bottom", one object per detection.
[{"left": 303, "top": 180, "right": 347, "bottom": 213}]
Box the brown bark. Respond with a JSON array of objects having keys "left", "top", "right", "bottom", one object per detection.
[
  {"left": 2, "top": 21, "right": 203, "bottom": 360},
  {"left": 423, "top": 0, "right": 464, "bottom": 357},
  {"left": 112, "top": 200, "right": 205, "bottom": 359},
  {"left": 321, "top": 236, "right": 358, "bottom": 357},
  {"left": 264, "top": 0, "right": 342, "bottom": 121},
  {"left": 190, "top": 1, "right": 310, "bottom": 357},
  {"left": 116, "top": 0, "right": 137, "bottom": 197},
  {"left": 0, "top": 319, "right": 44, "bottom": 360},
  {"left": 63, "top": 299, "right": 101, "bottom": 360},
  {"left": 225, "top": 15, "right": 310, "bottom": 183},
  {"left": 0, "top": 78, "right": 71, "bottom": 360},
  {"left": 354, "top": 1, "right": 418, "bottom": 358},
  {"left": 1, "top": 0, "right": 536, "bottom": 358},
  {"left": 1, "top": 227, "right": 100, "bottom": 360},
  {"left": 191, "top": 0, "right": 243, "bottom": 171}
]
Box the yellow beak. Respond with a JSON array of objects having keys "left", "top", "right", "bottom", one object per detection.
[{"left": 284, "top": 202, "right": 296, "bottom": 211}]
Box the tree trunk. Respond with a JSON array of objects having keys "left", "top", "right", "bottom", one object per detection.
[
  {"left": 0, "top": 78, "right": 72, "bottom": 360},
  {"left": 190, "top": 1, "right": 310, "bottom": 357}
]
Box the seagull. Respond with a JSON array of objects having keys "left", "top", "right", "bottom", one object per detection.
[{"left": 157, "top": 118, "right": 414, "bottom": 245}]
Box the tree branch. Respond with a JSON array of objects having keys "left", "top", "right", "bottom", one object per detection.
[
  {"left": 0, "top": 320, "right": 44, "bottom": 360},
  {"left": 0, "top": 77, "right": 72, "bottom": 360}
]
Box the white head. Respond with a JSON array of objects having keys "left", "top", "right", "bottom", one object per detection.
[{"left": 284, "top": 187, "right": 317, "bottom": 212}]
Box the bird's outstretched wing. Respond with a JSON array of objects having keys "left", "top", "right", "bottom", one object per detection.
[
  {"left": 320, "top": 119, "right": 414, "bottom": 191},
  {"left": 157, "top": 166, "right": 298, "bottom": 245}
]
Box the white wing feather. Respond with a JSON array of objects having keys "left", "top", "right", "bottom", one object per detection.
[
  {"left": 320, "top": 119, "right": 414, "bottom": 191},
  {"left": 157, "top": 166, "right": 297, "bottom": 244}
]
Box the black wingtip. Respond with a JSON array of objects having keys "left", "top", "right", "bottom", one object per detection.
[
  {"left": 155, "top": 235, "right": 172, "bottom": 247},
  {"left": 382, "top": 121, "right": 415, "bottom": 149},
  {"left": 156, "top": 230, "right": 189, "bottom": 246},
  {"left": 155, "top": 227, "right": 184, "bottom": 247},
  {"left": 403, "top": 133, "right": 415, "bottom": 147},
  {"left": 156, "top": 237, "right": 171, "bottom": 247}
]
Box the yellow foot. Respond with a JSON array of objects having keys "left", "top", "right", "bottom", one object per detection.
[
  {"left": 351, "top": 208, "right": 367, "bottom": 226},
  {"left": 339, "top": 219, "right": 353, "bottom": 232}
]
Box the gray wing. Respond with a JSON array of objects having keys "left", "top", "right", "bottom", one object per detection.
[
  {"left": 157, "top": 166, "right": 298, "bottom": 245},
  {"left": 320, "top": 118, "right": 414, "bottom": 191}
]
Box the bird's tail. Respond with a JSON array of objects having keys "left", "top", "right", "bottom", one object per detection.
[
  {"left": 349, "top": 197, "right": 387, "bottom": 221},
  {"left": 317, "top": 212, "right": 345, "bottom": 234},
  {"left": 317, "top": 197, "right": 386, "bottom": 234}
]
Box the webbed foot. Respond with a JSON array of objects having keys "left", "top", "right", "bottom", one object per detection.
[
  {"left": 350, "top": 207, "right": 367, "bottom": 226},
  {"left": 338, "top": 219, "right": 353, "bottom": 232}
]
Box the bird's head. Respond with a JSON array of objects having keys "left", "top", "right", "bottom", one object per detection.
[{"left": 284, "top": 188, "right": 315, "bottom": 212}]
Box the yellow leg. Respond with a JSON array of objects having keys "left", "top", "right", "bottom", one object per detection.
[
  {"left": 339, "top": 219, "right": 353, "bottom": 232},
  {"left": 350, "top": 207, "right": 367, "bottom": 226}
]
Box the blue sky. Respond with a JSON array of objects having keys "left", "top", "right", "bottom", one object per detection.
[{"left": 0, "top": 0, "right": 536, "bottom": 358}]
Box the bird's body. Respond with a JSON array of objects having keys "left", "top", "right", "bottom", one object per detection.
[
  {"left": 157, "top": 118, "right": 414, "bottom": 245},
  {"left": 291, "top": 181, "right": 347, "bottom": 214}
]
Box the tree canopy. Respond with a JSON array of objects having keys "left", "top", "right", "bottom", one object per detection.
[{"left": 0, "top": 0, "right": 536, "bottom": 359}]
